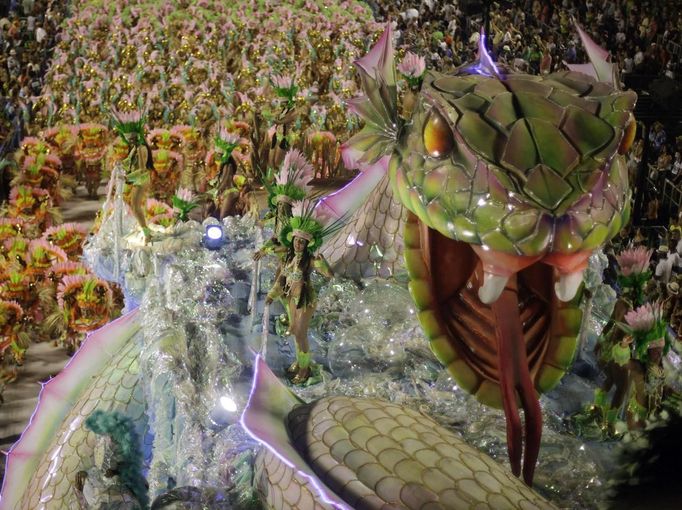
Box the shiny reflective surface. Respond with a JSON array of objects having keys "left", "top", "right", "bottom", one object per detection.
[{"left": 423, "top": 109, "right": 454, "bottom": 159}]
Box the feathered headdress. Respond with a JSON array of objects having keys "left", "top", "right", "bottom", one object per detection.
[
  {"left": 0, "top": 218, "right": 25, "bottom": 241},
  {"left": 47, "top": 261, "right": 88, "bottom": 279},
  {"left": 214, "top": 127, "right": 241, "bottom": 165},
  {"left": 28, "top": 239, "right": 68, "bottom": 269},
  {"left": 0, "top": 300, "right": 23, "bottom": 325},
  {"left": 57, "top": 274, "right": 112, "bottom": 310},
  {"left": 265, "top": 149, "right": 314, "bottom": 209},
  {"left": 279, "top": 198, "right": 346, "bottom": 253},
  {"left": 111, "top": 106, "right": 146, "bottom": 146}
]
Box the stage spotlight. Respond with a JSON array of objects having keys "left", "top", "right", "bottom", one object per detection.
[
  {"left": 220, "top": 395, "right": 238, "bottom": 413},
  {"left": 203, "top": 224, "right": 225, "bottom": 250},
  {"left": 208, "top": 394, "right": 239, "bottom": 430}
]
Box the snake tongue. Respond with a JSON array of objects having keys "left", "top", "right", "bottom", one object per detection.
[{"left": 492, "top": 279, "right": 542, "bottom": 484}]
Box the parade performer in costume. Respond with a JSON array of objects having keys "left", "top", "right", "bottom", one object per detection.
[
  {"left": 52, "top": 275, "right": 114, "bottom": 354},
  {"left": 76, "top": 124, "right": 109, "bottom": 199},
  {"left": 620, "top": 302, "right": 672, "bottom": 427},
  {"left": 265, "top": 200, "right": 338, "bottom": 384},
  {"left": 0, "top": 300, "right": 28, "bottom": 371},
  {"left": 43, "top": 125, "right": 79, "bottom": 187},
  {"left": 591, "top": 246, "right": 652, "bottom": 427},
  {"left": 171, "top": 124, "right": 206, "bottom": 192},
  {"left": 111, "top": 107, "right": 154, "bottom": 241},
  {"left": 204, "top": 127, "right": 249, "bottom": 218}
]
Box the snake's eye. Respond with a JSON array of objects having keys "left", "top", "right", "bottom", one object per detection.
[
  {"left": 423, "top": 109, "right": 454, "bottom": 158},
  {"left": 619, "top": 114, "right": 636, "bottom": 155}
]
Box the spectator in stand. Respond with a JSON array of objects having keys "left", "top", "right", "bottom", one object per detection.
[
  {"left": 401, "top": 0, "right": 675, "bottom": 84},
  {"left": 650, "top": 122, "right": 667, "bottom": 156},
  {"left": 0, "top": 1, "right": 69, "bottom": 157},
  {"left": 656, "top": 144, "right": 673, "bottom": 188},
  {"left": 627, "top": 137, "right": 644, "bottom": 185},
  {"left": 633, "top": 45, "right": 645, "bottom": 70},
  {"left": 647, "top": 196, "right": 660, "bottom": 223}
]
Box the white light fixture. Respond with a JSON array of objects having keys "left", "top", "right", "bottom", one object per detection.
[
  {"left": 220, "top": 395, "right": 237, "bottom": 413},
  {"left": 206, "top": 226, "right": 223, "bottom": 240},
  {"left": 203, "top": 224, "right": 225, "bottom": 250}
]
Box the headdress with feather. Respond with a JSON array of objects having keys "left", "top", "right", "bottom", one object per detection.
[
  {"left": 111, "top": 106, "right": 146, "bottom": 146},
  {"left": 265, "top": 149, "right": 314, "bottom": 209},
  {"left": 214, "top": 127, "right": 241, "bottom": 166},
  {"left": 280, "top": 198, "right": 346, "bottom": 254}
]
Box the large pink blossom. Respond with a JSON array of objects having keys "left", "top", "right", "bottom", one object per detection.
[
  {"left": 624, "top": 302, "right": 662, "bottom": 332},
  {"left": 615, "top": 246, "right": 652, "bottom": 276},
  {"left": 175, "top": 187, "right": 194, "bottom": 203},
  {"left": 217, "top": 128, "right": 240, "bottom": 145},
  {"left": 397, "top": 52, "right": 426, "bottom": 78},
  {"left": 272, "top": 74, "right": 294, "bottom": 90}
]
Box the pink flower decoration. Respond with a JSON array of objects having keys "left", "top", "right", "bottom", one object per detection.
[
  {"left": 176, "top": 187, "right": 193, "bottom": 203},
  {"left": 397, "top": 52, "right": 426, "bottom": 78},
  {"left": 624, "top": 302, "right": 662, "bottom": 332},
  {"left": 218, "top": 128, "right": 240, "bottom": 145},
  {"left": 615, "top": 246, "right": 652, "bottom": 276},
  {"left": 272, "top": 75, "right": 294, "bottom": 90}
]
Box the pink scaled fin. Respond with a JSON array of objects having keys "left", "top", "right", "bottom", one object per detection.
[
  {"left": 240, "top": 355, "right": 350, "bottom": 510},
  {"left": 0, "top": 309, "right": 142, "bottom": 510},
  {"left": 567, "top": 21, "right": 618, "bottom": 87},
  {"left": 315, "top": 155, "right": 389, "bottom": 224}
]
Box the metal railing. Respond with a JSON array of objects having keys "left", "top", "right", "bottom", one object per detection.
[
  {"left": 657, "top": 34, "right": 682, "bottom": 59},
  {"left": 640, "top": 175, "right": 682, "bottom": 228},
  {"left": 660, "top": 177, "right": 682, "bottom": 218}
]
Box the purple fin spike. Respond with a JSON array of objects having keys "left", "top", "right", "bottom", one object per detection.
[
  {"left": 568, "top": 20, "right": 618, "bottom": 88},
  {"left": 354, "top": 23, "right": 396, "bottom": 88},
  {"left": 342, "top": 23, "right": 400, "bottom": 167},
  {"left": 315, "top": 155, "right": 389, "bottom": 224}
]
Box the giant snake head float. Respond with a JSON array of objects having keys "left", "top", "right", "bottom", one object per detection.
[{"left": 339, "top": 26, "right": 636, "bottom": 484}]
